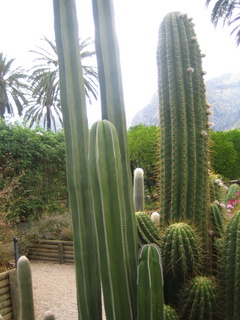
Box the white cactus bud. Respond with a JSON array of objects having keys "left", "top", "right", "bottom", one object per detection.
[{"left": 151, "top": 212, "right": 160, "bottom": 225}]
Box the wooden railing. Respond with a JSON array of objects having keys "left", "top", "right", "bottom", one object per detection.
[
  {"left": 28, "top": 240, "right": 74, "bottom": 264},
  {"left": 0, "top": 270, "right": 19, "bottom": 320}
]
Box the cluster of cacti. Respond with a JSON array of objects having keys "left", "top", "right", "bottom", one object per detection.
[
  {"left": 49, "top": 2, "right": 240, "bottom": 320},
  {"left": 155, "top": 10, "right": 240, "bottom": 320}
]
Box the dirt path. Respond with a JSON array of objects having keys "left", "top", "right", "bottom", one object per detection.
[{"left": 31, "top": 261, "right": 78, "bottom": 320}]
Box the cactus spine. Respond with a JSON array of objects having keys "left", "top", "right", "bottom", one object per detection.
[
  {"left": 157, "top": 12, "right": 210, "bottom": 248},
  {"left": 222, "top": 211, "right": 240, "bottom": 319},
  {"left": 137, "top": 244, "right": 164, "bottom": 320},
  {"left": 133, "top": 168, "right": 145, "bottom": 212},
  {"left": 53, "top": 1, "right": 101, "bottom": 318},
  {"left": 17, "top": 256, "right": 35, "bottom": 320}
]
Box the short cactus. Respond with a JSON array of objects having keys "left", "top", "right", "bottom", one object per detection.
[
  {"left": 44, "top": 311, "right": 56, "bottom": 320},
  {"left": 164, "top": 304, "right": 179, "bottom": 320},
  {"left": 180, "top": 276, "right": 217, "bottom": 320},
  {"left": 133, "top": 168, "right": 145, "bottom": 212},
  {"left": 162, "top": 222, "right": 201, "bottom": 279},
  {"left": 135, "top": 211, "right": 161, "bottom": 246},
  {"left": 226, "top": 183, "right": 239, "bottom": 202},
  {"left": 222, "top": 211, "right": 240, "bottom": 319},
  {"left": 17, "top": 256, "right": 35, "bottom": 320},
  {"left": 137, "top": 244, "right": 164, "bottom": 320}
]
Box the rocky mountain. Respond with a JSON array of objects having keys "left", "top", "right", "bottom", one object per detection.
[{"left": 131, "top": 73, "right": 240, "bottom": 131}]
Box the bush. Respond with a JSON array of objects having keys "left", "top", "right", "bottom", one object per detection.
[{"left": 0, "top": 121, "right": 68, "bottom": 222}]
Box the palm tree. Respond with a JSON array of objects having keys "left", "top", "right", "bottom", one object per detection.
[
  {"left": 25, "top": 37, "right": 98, "bottom": 131},
  {"left": 0, "top": 53, "right": 28, "bottom": 119},
  {"left": 206, "top": 0, "right": 240, "bottom": 46}
]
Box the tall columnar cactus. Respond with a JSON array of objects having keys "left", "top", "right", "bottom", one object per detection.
[
  {"left": 91, "top": 0, "right": 138, "bottom": 286},
  {"left": 157, "top": 12, "right": 210, "bottom": 248},
  {"left": 221, "top": 211, "right": 240, "bottom": 320},
  {"left": 89, "top": 120, "right": 137, "bottom": 320},
  {"left": 180, "top": 276, "right": 217, "bottom": 320},
  {"left": 53, "top": 1, "right": 101, "bottom": 318},
  {"left": 137, "top": 244, "right": 164, "bottom": 320},
  {"left": 17, "top": 256, "right": 35, "bottom": 320},
  {"left": 135, "top": 211, "right": 161, "bottom": 246},
  {"left": 133, "top": 168, "right": 145, "bottom": 212},
  {"left": 91, "top": 0, "right": 138, "bottom": 312}
]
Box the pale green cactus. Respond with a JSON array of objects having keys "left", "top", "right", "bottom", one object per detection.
[
  {"left": 17, "top": 256, "right": 35, "bottom": 320},
  {"left": 133, "top": 168, "right": 145, "bottom": 212},
  {"left": 137, "top": 244, "right": 164, "bottom": 320}
]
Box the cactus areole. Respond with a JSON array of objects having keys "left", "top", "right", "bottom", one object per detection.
[{"left": 157, "top": 12, "right": 210, "bottom": 233}]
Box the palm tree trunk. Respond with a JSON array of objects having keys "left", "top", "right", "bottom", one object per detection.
[{"left": 46, "top": 105, "right": 51, "bottom": 130}]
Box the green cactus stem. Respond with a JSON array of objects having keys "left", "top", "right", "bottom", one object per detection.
[
  {"left": 210, "top": 203, "right": 225, "bottom": 238},
  {"left": 157, "top": 12, "right": 210, "bottom": 253},
  {"left": 180, "top": 276, "right": 217, "bottom": 320},
  {"left": 133, "top": 168, "right": 145, "bottom": 212},
  {"left": 135, "top": 211, "right": 161, "bottom": 246},
  {"left": 91, "top": 0, "right": 138, "bottom": 311},
  {"left": 226, "top": 183, "right": 239, "bottom": 202},
  {"left": 164, "top": 305, "right": 179, "bottom": 320},
  {"left": 89, "top": 120, "right": 137, "bottom": 320},
  {"left": 137, "top": 244, "right": 164, "bottom": 320},
  {"left": 209, "top": 173, "right": 227, "bottom": 204},
  {"left": 53, "top": 1, "right": 101, "bottom": 318},
  {"left": 162, "top": 222, "right": 201, "bottom": 279},
  {"left": 222, "top": 211, "right": 240, "bottom": 319},
  {"left": 17, "top": 256, "right": 35, "bottom": 320}
]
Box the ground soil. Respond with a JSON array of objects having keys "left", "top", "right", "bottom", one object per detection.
[{"left": 31, "top": 261, "right": 78, "bottom": 320}]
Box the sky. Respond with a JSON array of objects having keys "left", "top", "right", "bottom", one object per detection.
[{"left": 1, "top": 0, "right": 240, "bottom": 127}]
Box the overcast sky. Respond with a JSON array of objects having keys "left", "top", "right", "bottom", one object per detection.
[{"left": 1, "top": 0, "right": 239, "bottom": 126}]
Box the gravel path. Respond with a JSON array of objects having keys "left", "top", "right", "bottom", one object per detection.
[{"left": 31, "top": 261, "right": 78, "bottom": 320}]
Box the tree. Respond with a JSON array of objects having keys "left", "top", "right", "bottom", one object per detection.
[
  {"left": 0, "top": 53, "right": 28, "bottom": 119},
  {"left": 24, "top": 37, "right": 98, "bottom": 131},
  {"left": 206, "top": 0, "right": 240, "bottom": 46}
]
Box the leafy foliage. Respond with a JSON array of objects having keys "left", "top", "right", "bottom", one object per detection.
[
  {"left": 0, "top": 120, "right": 67, "bottom": 222},
  {"left": 206, "top": 0, "right": 240, "bottom": 46},
  {"left": 24, "top": 37, "right": 98, "bottom": 131},
  {"left": 210, "top": 130, "right": 240, "bottom": 180},
  {"left": 128, "top": 124, "right": 159, "bottom": 195},
  {"left": 0, "top": 53, "right": 28, "bottom": 119}
]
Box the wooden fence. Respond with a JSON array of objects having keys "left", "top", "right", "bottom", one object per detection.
[
  {"left": 28, "top": 240, "right": 74, "bottom": 264},
  {"left": 0, "top": 270, "right": 19, "bottom": 320}
]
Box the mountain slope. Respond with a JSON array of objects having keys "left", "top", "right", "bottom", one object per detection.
[{"left": 131, "top": 73, "right": 240, "bottom": 131}]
